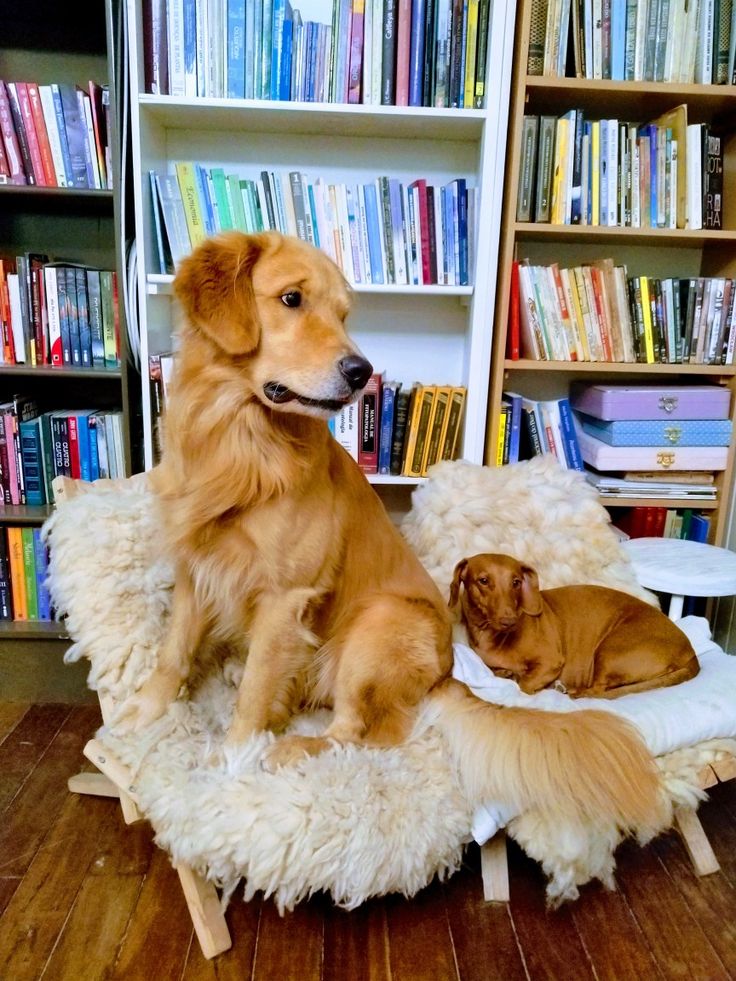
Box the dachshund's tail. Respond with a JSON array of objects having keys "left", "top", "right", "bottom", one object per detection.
[{"left": 429, "top": 679, "right": 670, "bottom": 840}]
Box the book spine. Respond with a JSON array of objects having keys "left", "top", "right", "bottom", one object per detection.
[
  {"left": 358, "top": 372, "right": 381, "bottom": 473},
  {"left": 21, "top": 527, "right": 38, "bottom": 620},
  {"left": 7, "top": 527, "right": 27, "bottom": 620},
  {"left": 0, "top": 82, "right": 26, "bottom": 184},
  {"left": 378, "top": 382, "right": 398, "bottom": 474},
  {"left": 19, "top": 418, "right": 45, "bottom": 506},
  {"left": 33, "top": 527, "right": 51, "bottom": 621},
  {"left": 389, "top": 388, "right": 412, "bottom": 474},
  {"left": 26, "top": 83, "right": 56, "bottom": 185},
  {"left": 381, "top": 0, "right": 398, "bottom": 104},
  {"left": 0, "top": 530, "right": 13, "bottom": 620},
  {"left": 5, "top": 83, "right": 36, "bottom": 184}
]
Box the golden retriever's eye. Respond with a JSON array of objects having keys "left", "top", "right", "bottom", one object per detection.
[
  {"left": 477, "top": 577, "right": 489, "bottom": 586},
  {"left": 281, "top": 290, "right": 302, "bottom": 308},
  {"left": 512, "top": 578, "right": 522, "bottom": 589}
]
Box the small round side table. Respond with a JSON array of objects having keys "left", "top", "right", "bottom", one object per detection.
[{"left": 623, "top": 537, "right": 736, "bottom": 621}]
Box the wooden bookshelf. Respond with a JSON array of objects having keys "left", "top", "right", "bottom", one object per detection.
[{"left": 487, "top": 0, "right": 736, "bottom": 547}]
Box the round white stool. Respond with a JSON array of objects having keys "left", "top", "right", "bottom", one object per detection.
[{"left": 623, "top": 537, "right": 736, "bottom": 621}]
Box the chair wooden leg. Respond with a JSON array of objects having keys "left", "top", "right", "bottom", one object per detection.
[
  {"left": 97, "top": 694, "right": 143, "bottom": 824},
  {"left": 480, "top": 831, "right": 510, "bottom": 902},
  {"left": 83, "top": 738, "right": 142, "bottom": 824},
  {"left": 68, "top": 771, "right": 120, "bottom": 798},
  {"left": 176, "top": 864, "right": 232, "bottom": 959},
  {"left": 674, "top": 806, "right": 720, "bottom": 876}
]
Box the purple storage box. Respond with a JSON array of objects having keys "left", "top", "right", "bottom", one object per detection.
[{"left": 570, "top": 383, "right": 731, "bottom": 421}]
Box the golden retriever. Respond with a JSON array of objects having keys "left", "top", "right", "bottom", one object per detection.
[
  {"left": 116, "top": 231, "right": 668, "bottom": 855},
  {"left": 451, "top": 553, "right": 699, "bottom": 698}
]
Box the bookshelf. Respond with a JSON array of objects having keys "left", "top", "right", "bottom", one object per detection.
[
  {"left": 0, "top": 0, "right": 133, "bottom": 658},
  {"left": 487, "top": 0, "right": 736, "bottom": 551},
  {"left": 125, "top": 3, "right": 518, "bottom": 491}
]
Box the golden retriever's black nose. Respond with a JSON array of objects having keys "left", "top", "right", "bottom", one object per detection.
[{"left": 339, "top": 356, "right": 373, "bottom": 391}]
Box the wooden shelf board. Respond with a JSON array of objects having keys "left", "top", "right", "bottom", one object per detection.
[
  {"left": 0, "top": 505, "right": 53, "bottom": 525},
  {"left": 146, "top": 273, "right": 473, "bottom": 297},
  {"left": 0, "top": 620, "right": 68, "bottom": 639},
  {"left": 0, "top": 365, "right": 122, "bottom": 379},
  {"left": 600, "top": 496, "right": 718, "bottom": 509},
  {"left": 514, "top": 223, "right": 736, "bottom": 246},
  {"left": 504, "top": 359, "right": 736, "bottom": 374},
  {"left": 138, "top": 95, "right": 486, "bottom": 141}
]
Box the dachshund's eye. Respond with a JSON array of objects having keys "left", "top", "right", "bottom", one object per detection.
[
  {"left": 477, "top": 577, "right": 489, "bottom": 586},
  {"left": 281, "top": 290, "right": 302, "bottom": 308},
  {"left": 512, "top": 578, "right": 522, "bottom": 589}
]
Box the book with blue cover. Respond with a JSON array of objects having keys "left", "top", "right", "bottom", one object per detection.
[{"left": 378, "top": 381, "right": 400, "bottom": 473}]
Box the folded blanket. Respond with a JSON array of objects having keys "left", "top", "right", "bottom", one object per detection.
[{"left": 451, "top": 616, "right": 736, "bottom": 843}]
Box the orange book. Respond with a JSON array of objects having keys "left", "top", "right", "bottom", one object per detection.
[
  {"left": 26, "top": 82, "right": 57, "bottom": 186},
  {"left": 588, "top": 266, "right": 615, "bottom": 361},
  {"left": 394, "top": 0, "right": 412, "bottom": 106},
  {"left": 6, "top": 527, "right": 27, "bottom": 621}
]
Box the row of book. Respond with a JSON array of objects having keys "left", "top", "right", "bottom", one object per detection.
[
  {"left": 528, "top": 0, "right": 736, "bottom": 84},
  {"left": 143, "top": 0, "right": 491, "bottom": 109},
  {"left": 0, "top": 79, "right": 111, "bottom": 190},
  {"left": 331, "top": 375, "right": 466, "bottom": 476},
  {"left": 615, "top": 506, "right": 712, "bottom": 541},
  {"left": 509, "top": 259, "right": 736, "bottom": 366},
  {"left": 517, "top": 106, "right": 722, "bottom": 230},
  {"left": 497, "top": 392, "right": 584, "bottom": 471},
  {"left": 0, "top": 397, "right": 126, "bottom": 508},
  {"left": 152, "top": 164, "right": 475, "bottom": 286},
  {"left": 0, "top": 257, "right": 121, "bottom": 369},
  {"left": 0, "top": 527, "right": 52, "bottom": 622}
]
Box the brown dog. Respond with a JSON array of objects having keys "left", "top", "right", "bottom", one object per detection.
[
  {"left": 113, "top": 231, "right": 668, "bottom": 858},
  {"left": 450, "top": 553, "right": 700, "bottom": 698}
]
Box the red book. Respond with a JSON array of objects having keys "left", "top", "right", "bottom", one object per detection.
[
  {"left": 0, "top": 118, "right": 9, "bottom": 178},
  {"left": 112, "top": 271, "right": 121, "bottom": 363},
  {"left": 0, "top": 82, "right": 28, "bottom": 184},
  {"left": 358, "top": 373, "right": 382, "bottom": 474},
  {"left": 508, "top": 260, "right": 520, "bottom": 360},
  {"left": 67, "top": 415, "right": 81, "bottom": 479},
  {"left": 409, "top": 179, "right": 431, "bottom": 284},
  {"left": 589, "top": 266, "right": 614, "bottom": 361},
  {"left": 395, "top": 0, "right": 412, "bottom": 106},
  {"left": 16, "top": 82, "right": 47, "bottom": 187},
  {"left": 26, "top": 83, "right": 56, "bottom": 186}
]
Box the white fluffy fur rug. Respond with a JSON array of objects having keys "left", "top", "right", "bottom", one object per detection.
[{"left": 44, "top": 456, "right": 736, "bottom": 910}]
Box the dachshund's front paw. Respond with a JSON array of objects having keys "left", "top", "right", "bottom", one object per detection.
[
  {"left": 261, "top": 734, "right": 330, "bottom": 773},
  {"left": 113, "top": 682, "right": 173, "bottom": 734}
]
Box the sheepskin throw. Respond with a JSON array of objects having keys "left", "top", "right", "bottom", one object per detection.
[{"left": 44, "top": 456, "right": 736, "bottom": 910}]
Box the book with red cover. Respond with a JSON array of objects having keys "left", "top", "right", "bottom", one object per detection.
[
  {"left": 67, "top": 414, "right": 81, "bottom": 479},
  {"left": 410, "top": 179, "right": 431, "bottom": 284},
  {"left": 507, "top": 259, "right": 520, "bottom": 359},
  {"left": 0, "top": 82, "right": 26, "bottom": 184},
  {"left": 394, "top": 0, "right": 412, "bottom": 106},
  {"left": 15, "top": 82, "right": 47, "bottom": 186},
  {"left": 358, "top": 373, "right": 382, "bottom": 474},
  {"left": 26, "top": 83, "right": 56, "bottom": 186},
  {"left": 4, "top": 82, "right": 35, "bottom": 184}
]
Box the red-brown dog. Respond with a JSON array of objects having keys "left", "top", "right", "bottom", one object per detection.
[{"left": 450, "top": 553, "right": 700, "bottom": 698}]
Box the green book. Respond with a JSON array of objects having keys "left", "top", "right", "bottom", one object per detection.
[{"left": 21, "top": 527, "right": 38, "bottom": 620}]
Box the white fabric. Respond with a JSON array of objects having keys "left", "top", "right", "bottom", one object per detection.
[{"left": 453, "top": 616, "right": 736, "bottom": 843}]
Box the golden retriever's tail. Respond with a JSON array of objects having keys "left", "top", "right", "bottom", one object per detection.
[{"left": 429, "top": 679, "right": 670, "bottom": 839}]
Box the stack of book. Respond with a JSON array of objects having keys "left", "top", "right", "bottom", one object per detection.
[
  {"left": 528, "top": 0, "right": 735, "bottom": 84},
  {"left": 0, "top": 79, "right": 111, "bottom": 189},
  {"left": 0, "top": 396, "right": 126, "bottom": 507},
  {"left": 143, "top": 0, "right": 491, "bottom": 109},
  {"left": 0, "top": 257, "right": 121, "bottom": 369},
  {"left": 152, "top": 165, "right": 474, "bottom": 286},
  {"left": 508, "top": 258, "right": 736, "bottom": 366},
  {"left": 0, "top": 526, "right": 52, "bottom": 622},
  {"left": 517, "top": 106, "right": 722, "bottom": 231},
  {"left": 613, "top": 503, "right": 713, "bottom": 541},
  {"left": 499, "top": 391, "right": 584, "bottom": 471},
  {"left": 332, "top": 375, "right": 466, "bottom": 476},
  {"left": 571, "top": 382, "right": 731, "bottom": 503}
]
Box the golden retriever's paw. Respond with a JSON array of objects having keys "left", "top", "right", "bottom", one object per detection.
[
  {"left": 261, "top": 734, "right": 331, "bottom": 773},
  {"left": 112, "top": 686, "right": 172, "bottom": 734}
]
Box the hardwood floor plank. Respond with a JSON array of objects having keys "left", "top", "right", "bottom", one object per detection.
[
  {"left": 0, "top": 794, "right": 124, "bottom": 979},
  {"left": 252, "top": 896, "right": 325, "bottom": 981},
  {"left": 182, "top": 894, "right": 261, "bottom": 980},
  {"left": 0, "top": 704, "right": 71, "bottom": 814},
  {"left": 0, "top": 702, "right": 29, "bottom": 744},
  {"left": 696, "top": 786, "right": 736, "bottom": 888},
  {"left": 0, "top": 877, "right": 20, "bottom": 918},
  {"left": 615, "top": 839, "right": 730, "bottom": 980},
  {"left": 505, "top": 842, "right": 595, "bottom": 981},
  {"left": 443, "top": 848, "right": 528, "bottom": 981},
  {"left": 41, "top": 874, "right": 143, "bottom": 981},
  {"left": 111, "top": 847, "right": 194, "bottom": 980},
  {"left": 323, "top": 899, "right": 391, "bottom": 981},
  {"left": 0, "top": 705, "right": 102, "bottom": 878},
  {"left": 385, "top": 878, "right": 458, "bottom": 981}
]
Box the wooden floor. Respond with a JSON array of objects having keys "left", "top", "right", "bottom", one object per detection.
[{"left": 3, "top": 705, "right": 736, "bottom": 981}]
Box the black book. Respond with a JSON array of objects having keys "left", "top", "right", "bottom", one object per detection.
[{"left": 389, "top": 387, "right": 413, "bottom": 475}]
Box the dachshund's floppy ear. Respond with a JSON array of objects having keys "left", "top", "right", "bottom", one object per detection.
[
  {"left": 520, "top": 564, "right": 542, "bottom": 616},
  {"left": 174, "top": 232, "right": 269, "bottom": 356},
  {"left": 449, "top": 559, "right": 468, "bottom": 609}
]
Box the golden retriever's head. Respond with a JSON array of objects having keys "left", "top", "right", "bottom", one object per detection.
[
  {"left": 174, "top": 231, "right": 373, "bottom": 418},
  {"left": 449, "top": 553, "right": 542, "bottom": 631}
]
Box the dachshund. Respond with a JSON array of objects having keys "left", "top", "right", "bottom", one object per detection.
[{"left": 450, "top": 552, "right": 700, "bottom": 698}]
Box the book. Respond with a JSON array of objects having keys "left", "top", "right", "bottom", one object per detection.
[
  {"left": 440, "top": 386, "right": 466, "bottom": 460},
  {"left": 423, "top": 385, "right": 452, "bottom": 473},
  {"left": 378, "top": 380, "right": 400, "bottom": 474},
  {"left": 0, "top": 531, "right": 13, "bottom": 620},
  {"left": 7, "top": 526, "right": 27, "bottom": 621},
  {"left": 358, "top": 372, "right": 381, "bottom": 473},
  {"left": 390, "top": 384, "right": 414, "bottom": 474},
  {"left": 404, "top": 385, "right": 437, "bottom": 477}
]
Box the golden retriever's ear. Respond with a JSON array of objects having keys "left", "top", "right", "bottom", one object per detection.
[
  {"left": 520, "top": 564, "right": 542, "bottom": 616},
  {"left": 449, "top": 559, "right": 468, "bottom": 609},
  {"left": 174, "top": 232, "right": 268, "bottom": 355}
]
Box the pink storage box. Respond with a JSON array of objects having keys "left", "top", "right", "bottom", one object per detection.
[{"left": 570, "top": 384, "right": 731, "bottom": 421}]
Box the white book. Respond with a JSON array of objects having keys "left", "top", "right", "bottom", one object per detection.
[
  {"left": 670, "top": 140, "right": 678, "bottom": 229},
  {"left": 7, "top": 274, "right": 25, "bottom": 363},
  {"left": 279, "top": 172, "right": 299, "bottom": 237},
  {"left": 695, "top": 0, "right": 714, "bottom": 83},
  {"left": 333, "top": 402, "right": 359, "bottom": 460},
  {"left": 543, "top": 266, "right": 570, "bottom": 360},
  {"left": 43, "top": 267, "right": 61, "bottom": 367},
  {"left": 81, "top": 94, "right": 101, "bottom": 190},
  {"left": 255, "top": 179, "right": 272, "bottom": 230},
  {"left": 707, "top": 278, "right": 726, "bottom": 364},
  {"left": 518, "top": 266, "right": 543, "bottom": 359},
  {"left": 543, "top": 0, "right": 560, "bottom": 75},
  {"left": 313, "top": 180, "right": 336, "bottom": 262},
  {"left": 207, "top": 0, "right": 225, "bottom": 97},
  {"left": 333, "top": 183, "right": 354, "bottom": 281},
  {"left": 38, "top": 85, "right": 67, "bottom": 187},
  {"left": 168, "top": 0, "right": 186, "bottom": 97},
  {"left": 592, "top": 0, "right": 603, "bottom": 77},
  {"left": 606, "top": 119, "right": 618, "bottom": 226},
  {"left": 372, "top": 0, "right": 384, "bottom": 103},
  {"left": 631, "top": 123, "right": 641, "bottom": 226},
  {"left": 584, "top": 0, "right": 594, "bottom": 77},
  {"left": 362, "top": 0, "right": 373, "bottom": 104},
  {"left": 357, "top": 184, "right": 372, "bottom": 284},
  {"left": 196, "top": 0, "right": 209, "bottom": 97},
  {"left": 404, "top": 184, "right": 418, "bottom": 285},
  {"left": 664, "top": 0, "right": 684, "bottom": 80},
  {"left": 686, "top": 123, "right": 703, "bottom": 229},
  {"left": 682, "top": 0, "right": 702, "bottom": 80},
  {"left": 581, "top": 132, "right": 590, "bottom": 223},
  {"left": 634, "top": 0, "right": 649, "bottom": 79},
  {"left": 657, "top": 127, "right": 666, "bottom": 227},
  {"left": 599, "top": 119, "right": 609, "bottom": 225},
  {"left": 560, "top": 266, "right": 585, "bottom": 360}
]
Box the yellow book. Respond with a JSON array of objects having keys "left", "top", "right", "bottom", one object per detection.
[
  {"left": 591, "top": 121, "right": 600, "bottom": 226},
  {"left": 400, "top": 383, "right": 424, "bottom": 476},
  {"left": 175, "top": 162, "right": 207, "bottom": 248},
  {"left": 550, "top": 118, "right": 568, "bottom": 224},
  {"left": 564, "top": 266, "right": 591, "bottom": 361},
  {"left": 496, "top": 404, "right": 508, "bottom": 466},
  {"left": 440, "top": 387, "right": 467, "bottom": 461},
  {"left": 464, "top": 0, "right": 480, "bottom": 109},
  {"left": 6, "top": 527, "right": 27, "bottom": 621},
  {"left": 406, "top": 386, "right": 437, "bottom": 479},
  {"left": 639, "top": 276, "right": 656, "bottom": 364},
  {"left": 422, "top": 386, "right": 452, "bottom": 475}
]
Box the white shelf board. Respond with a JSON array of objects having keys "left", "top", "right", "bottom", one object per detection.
[
  {"left": 146, "top": 274, "right": 474, "bottom": 297},
  {"left": 366, "top": 474, "right": 422, "bottom": 485},
  {"left": 138, "top": 95, "right": 487, "bottom": 142}
]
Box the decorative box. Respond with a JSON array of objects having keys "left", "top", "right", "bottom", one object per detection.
[
  {"left": 578, "top": 416, "right": 733, "bottom": 447},
  {"left": 570, "top": 383, "right": 731, "bottom": 421},
  {"left": 576, "top": 428, "right": 730, "bottom": 471}
]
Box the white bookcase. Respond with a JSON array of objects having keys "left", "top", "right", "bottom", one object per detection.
[{"left": 125, "top": 0, "right": 517, "bottom": 492}]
